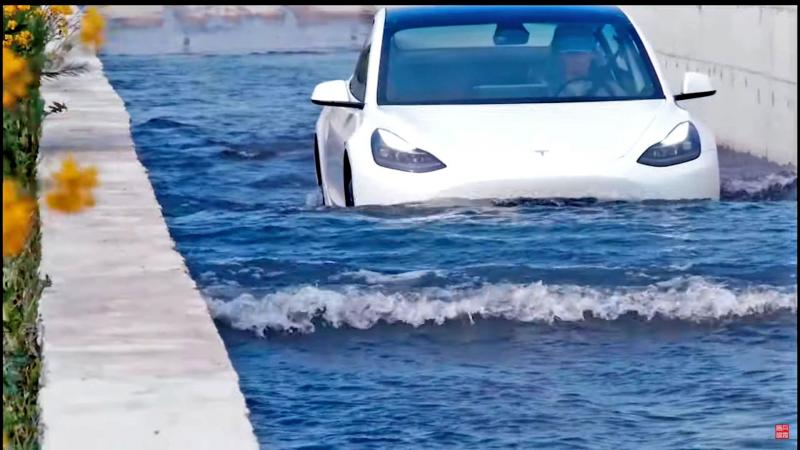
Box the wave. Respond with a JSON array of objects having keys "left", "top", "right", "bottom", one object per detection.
[
  {"left": 330, "top": 269, "right": 450, "bottom": 285},
  {"left": 219, "top": 146, "right": 279, "bottom": 161},
  {"left": 718, "top": 146, "right": 797, "bottom": 201},
  {"left": 206, "top": 277, "right": 797, "bottom": 335},
  {"left": 137, "top": 117, "right": 196, "bottom": 131},
  {"left": 720, "top": 171, "right": 797, "bottom": 201},
  {"left": 246, "top": 49, "right": 347, "bottom": 56}
]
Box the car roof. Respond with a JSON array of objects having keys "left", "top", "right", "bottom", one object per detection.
[{"left": 383, "top": 5, "right": 629, "bottom": 29}]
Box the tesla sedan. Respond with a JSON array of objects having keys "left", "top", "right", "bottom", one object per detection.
[{"left": 311, "top": 5, "right": 720, "bottom": 206}]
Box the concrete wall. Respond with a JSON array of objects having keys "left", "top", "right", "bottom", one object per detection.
[{"left": 622, "top": 5, "right": 797, "bottom": 168}]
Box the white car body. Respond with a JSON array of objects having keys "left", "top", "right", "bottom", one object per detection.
[{"left": 312, "top": 6, "right": 720, "bottom": 207}]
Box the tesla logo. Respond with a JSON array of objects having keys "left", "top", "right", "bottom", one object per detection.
[{"left": 533, "top": 149, "right": 549, "bottom": 156}]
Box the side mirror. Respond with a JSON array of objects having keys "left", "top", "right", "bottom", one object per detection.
[
  {"left": 311, "top": 80, "right": 364, "bottom": 109},
  {"left": 674, "top": 72, "right": 716, "bottom": 101}
]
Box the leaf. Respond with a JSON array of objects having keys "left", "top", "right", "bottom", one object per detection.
[
  {"left": 43, "top": 101, "right": 68, "bottom": 117},
  {"left": 40, "top": 62, "right": 90, "bottom": 80}
]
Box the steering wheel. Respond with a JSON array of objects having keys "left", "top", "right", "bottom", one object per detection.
[{"left": 554, "top": 77, "right": 596, "bottom": 97}]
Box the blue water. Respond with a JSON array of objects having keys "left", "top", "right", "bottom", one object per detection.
[{"left": 102, "top": 51, "right": 797, "bottom": 449}]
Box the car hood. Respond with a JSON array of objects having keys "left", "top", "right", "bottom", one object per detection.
[{"left": 376, "top": 100, "right": 669, "bottom": 167}]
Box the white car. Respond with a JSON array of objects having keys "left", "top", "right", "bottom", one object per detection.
[{"left": 311, "top": 5, "right": 720, "bottom": 207}]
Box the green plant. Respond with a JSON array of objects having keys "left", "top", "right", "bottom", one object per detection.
[
  {"left": 4, "top": 7, "right": 105, "bottom": 447},
  {"left": 3, "top": 6, "right": 48, "bottom": 449}
]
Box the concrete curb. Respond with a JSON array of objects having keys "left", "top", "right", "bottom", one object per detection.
[{"left": 36, "top": 48, "right": 259, "bottom": 449}]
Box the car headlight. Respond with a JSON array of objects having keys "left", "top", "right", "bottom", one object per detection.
[
  {"left": 637, "top": 122, "right": 701, "bottom": 167},
  {"left": 371, "top": 129, "right": 446, "bottom": 173}
]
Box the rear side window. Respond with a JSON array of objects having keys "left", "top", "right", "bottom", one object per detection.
[{"left": 349, "top": 44, "right": 370, "bottom": 101}]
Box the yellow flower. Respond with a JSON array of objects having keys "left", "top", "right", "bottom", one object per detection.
[
  {"left": 4, "top": 6, "right": 17, "bottom": 16},
  {"left": 14, "top": 30, "right": 32, "bottom": 49},
  {"left": 17, "top": 5, "right": 30, "bottom": 12},
  {"left": 3, "top": 179, "right": 35, "bottom": 258},
  {"left": 49, "top": 5, "right": 73, "bottom": 16},
  {"left": 3, "top": 34, "right": 12, "bottom": 48},
  {"left": 6, "top": 19, "right": 18, "bottom": 30},
  {"left": 45, "top": 155, "right": 99, "bottom": 214},
  {"left": 79, "top": 7, "right": 104, "bottom": 50},
  {"left": 3, "top": 47, "right": 33, "bottom": 109}
]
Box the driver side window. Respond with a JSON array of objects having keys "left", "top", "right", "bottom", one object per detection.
[
  {"left": 599, "top": 24, "right": 653, "bottom": 95},
  {"left": 349, "top": 43, "right": 370, "bottom": 101}
]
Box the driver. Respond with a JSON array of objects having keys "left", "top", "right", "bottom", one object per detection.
[{"left": 549, "top": 24, "right": 625, "bottom": 98}]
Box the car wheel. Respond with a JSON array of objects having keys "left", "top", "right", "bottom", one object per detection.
[{"left": 344, "top": 153, "right": 354, "bottom": 207}]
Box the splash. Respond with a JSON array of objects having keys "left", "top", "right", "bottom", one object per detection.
[
  {"left": 206, "top": 276, "right": 797, "bottom": 335},
  {"left": 718, "top": 146, "right": 797, "bottom": 201},
  {"left": 304, "top": 189, "right": 324, "bottom": 207},
  {"left": 720, "top": 171, "right": 797, "bottom": 201}
]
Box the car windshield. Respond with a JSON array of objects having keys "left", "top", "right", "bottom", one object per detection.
[{"left": 378, "top": 9, "right": 664, "bottom": 105}]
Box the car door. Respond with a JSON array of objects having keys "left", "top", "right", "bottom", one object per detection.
[{"left": 323, "top": 36, "right": 371, "bottom": 205}]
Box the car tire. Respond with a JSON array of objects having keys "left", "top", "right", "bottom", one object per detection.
[
  {"left": 344, "top": 153, "right": 355, "bottom": 207},
  {"left": 313, "top": 135, "right": 323, "bottom": 187},
  {"left": 314, "top": 135, "right": 325, "bottom": 205}
]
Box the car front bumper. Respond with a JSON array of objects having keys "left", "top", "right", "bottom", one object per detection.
[{"left": 350, "top": 148, "right": 720, "bottom": 206}]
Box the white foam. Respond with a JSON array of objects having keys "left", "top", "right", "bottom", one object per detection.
[
  {"left": 205, "top": 277, "right": 797, "bottom": 335},
  {"left": 330, "top": 269, "right": 448, "bottom": 284},
  {"left": 304, "top": 189, "right": 324, "bottom": 208},
  {"left": 722, "top": 172, "right": 797, "bottom": 195}
]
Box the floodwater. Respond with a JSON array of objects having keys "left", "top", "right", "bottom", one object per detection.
[{"left": 103, "top": 50, "right": 797, "bottom": 449}]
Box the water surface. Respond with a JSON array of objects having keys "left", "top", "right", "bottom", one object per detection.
[{"left": 103, "top": 51, "right": 797, "bottom": 449}]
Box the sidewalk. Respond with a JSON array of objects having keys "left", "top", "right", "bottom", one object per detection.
[{"left": 36, "top": 49, "right": 258, "bottom": 450}]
